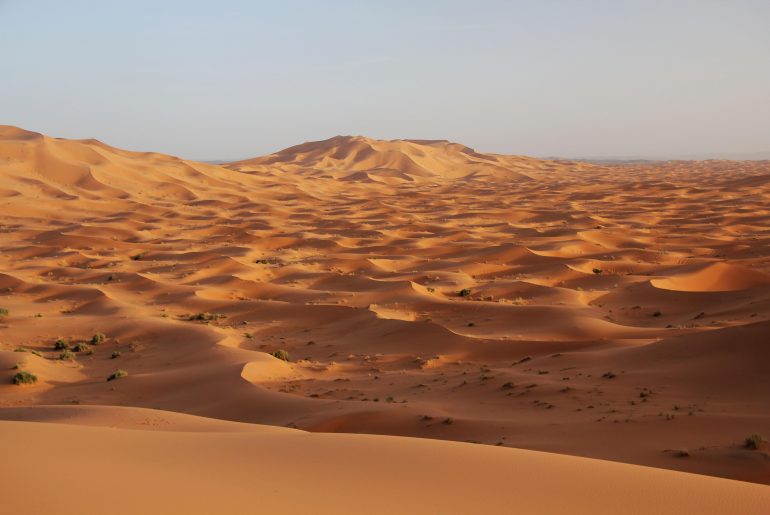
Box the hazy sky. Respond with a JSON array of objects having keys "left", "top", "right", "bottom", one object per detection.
[{"left": 2, "top": 0, "right": 769, "bottom": 160}]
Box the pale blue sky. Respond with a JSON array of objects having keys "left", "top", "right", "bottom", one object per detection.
[{"left": 2, "top": 1, "right": 769, "bottom": 159}]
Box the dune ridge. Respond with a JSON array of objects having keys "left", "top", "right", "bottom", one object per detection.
[{"left": 1, "top": 126, "right": 769, "bottom": 509}]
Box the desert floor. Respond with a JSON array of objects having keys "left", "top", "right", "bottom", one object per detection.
[{"left": 1, "top": 126, "right": 769, "bottom": 511}]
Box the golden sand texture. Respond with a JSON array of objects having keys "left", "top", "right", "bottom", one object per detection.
[{"left": 1, "top": 126, "right": 769, "bottom": 510}]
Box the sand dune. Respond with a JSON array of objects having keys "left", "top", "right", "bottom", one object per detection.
[
  {"left": 1, "top": 126, "right": 769, "bottom": 510},
  {"left": 1, "top": 406, "right": 769, "bottom": 514}
]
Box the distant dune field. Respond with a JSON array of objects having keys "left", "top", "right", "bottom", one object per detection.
[{"left": 1, "top": 125, "right": 769, "bottom": 511}]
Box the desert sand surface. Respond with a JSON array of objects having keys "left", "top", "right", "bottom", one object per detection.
[
  {"left": 1, "top": 125, "right": 769, "bottom": 510},
  {"left": 2, "top": 406, "right": 769, "bottom": 515}
]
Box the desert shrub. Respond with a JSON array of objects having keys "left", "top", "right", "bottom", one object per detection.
[
  {"left": 110, "top": 351, "right": 121, "bottom": 359},
  {"left": 513, "top": 356, "right": 532, "bottom": 365},
  {"left": 12, "top": 371, "right": 37, "bottom": 385},
  {"left": 107, "top": 369, "right": 128, "bottom": 381},
  {"left": 91, "top": 333, "right": 106, "bottom": 344},
  {"left": 72, "top": 342, "right": 91, "bottom": 353},
  {"left": 745, "top": 434, "right": 766, "bottom": 450},
  {"left": 0, "top": 307, "right": 9, "bottom": 318},
  {"left": 130, "top": 253, "right": 143, "bottom": 261},
  {"left": 53, "top": 339, "right": 69, "bottom": 350},
  {"left": 602, "top": 371, "right": 617, "bottom": 379},
  {"left": 592, "top": 268, "right": 603, "bottom": 274},
  {"left": 271, "top": 349, "right": 290, "bottom": 361},
  {"left": 188, "top": 313, "right": 225, "bottom": 321},
  {"left": 15, "top": 347, "right": 43, "bottom": 357},
  {"left": 458, "top": 288, "right": 471, "bottom": 297},
  {"left": 652, "top": 311, "right": 662, "bottom": 317},
  {"left": 59, "top": 350, "right": 76, "bottom": 361}
]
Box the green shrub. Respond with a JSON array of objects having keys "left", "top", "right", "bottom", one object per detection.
[
  {"left": 0, "top": 307, "right": 9, "bottom": 318},
  {"left": 592, "top": 268, "right": 603, "bottom": 274},
  {"left": 271, "top": 349, "right": 290, "bottom": 361},
  {"left": 107, "top": 369, "right": 128, "bottom": 381},
  {"left": 72, "top": 342, "right": 91, "bottom": 353},
  {"left": 59, "top": 350, "right": 76, "bottom": 361},
  {"left": 91, "top": 333, "right": 106, "bottom": 344},
  {"left": 458, "top": 288, "right": 471, "bottom": 297},
  {"left": 13, "top": 371, "right": 37, "bottom": 385},
  {"left": 188, "top": 313, "right": 226, "bottom": 321},
  {"left": 54, "top": 339, "right": 69, "bottom": 350}
]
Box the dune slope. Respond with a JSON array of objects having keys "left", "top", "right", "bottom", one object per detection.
[{"left": 1, "top": 407, "right": 769, "bottom": 515}]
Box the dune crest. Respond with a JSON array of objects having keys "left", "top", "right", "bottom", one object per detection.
[
  {"left": 651, "top": 262, "right": 770, "bottom": 292},
  {"left": 227, "top": 134, "right": 593, "bottom": 181}
]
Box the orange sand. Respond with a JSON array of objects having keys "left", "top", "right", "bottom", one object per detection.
[{"left": 1, "top": 126, "right": 769, "bottom": 510}]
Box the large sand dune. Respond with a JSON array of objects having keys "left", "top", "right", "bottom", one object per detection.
[{"left": 1, "top": 126, "right": 769, "bottom": 510}]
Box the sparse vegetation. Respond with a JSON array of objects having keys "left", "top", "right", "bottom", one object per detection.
[
  {"left": 12, "top": 371, "right": 37, "bottom": 385},
  {"left": 512, "top": 356, "right": 532, "bottom": 365},
  {"left": 59, "top": 350, "right": 76, "bottom": 361},
  {"left": 110, "top": 351, "right": 121, "bottom": 359},
  {"left": 72, "top": 342, "right": 91, "bottom": 353},
  {"left": 592, "top": 268, "right": 603, "bottom": 274},
  {"left": 130, "top": 253, "right": 143, "bottom": 261},
  {"left": 54, "top": 338, "right": 69, "bottom": 350},
  {"left": 652, "top": 311, "right": 662, "bottom": 317},
  {"left": 188, "top": 312, "right": 226, "bottom": 322},
  {"left": 0, "top": 307, "right": 8, "bottom": 318},
  {"left": 458, "top": 288, "right": 471, "bottom": 297},
  {"left": 107, "top": 369, "right": 128, "bottom": 381},
  {"left": 15, "top": 347, "right": 43, "bottom": 357},
  {"left": 745, "top": 434, "right": 766, "bottom": 450},
  {"left": 91, "top": 333, "right": 106, "bottom": 344},
  {"left": 272, "top": 349, "right": 290, "bottom": 361},
  {"left": 602, "top": 371, "right": 617, "bottom": 379}
]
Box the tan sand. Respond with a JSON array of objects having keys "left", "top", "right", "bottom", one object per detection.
[
  {"left": 1, "top": 126, "right": 769, "bottom": 510},
  {"left": 1, "top": 406, "right": 769, "bottom": 514}
]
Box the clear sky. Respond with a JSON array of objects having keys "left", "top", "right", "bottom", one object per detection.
[{"left": 2, "top": 0, "right": 769, "bottom": 160}]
